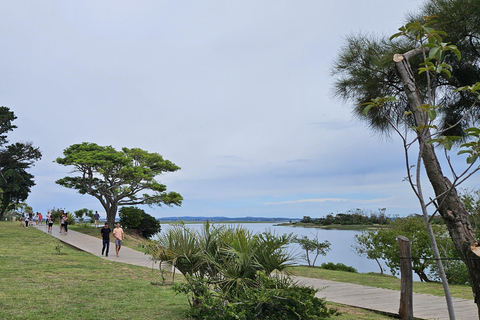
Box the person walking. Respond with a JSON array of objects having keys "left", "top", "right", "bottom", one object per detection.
[
  {"left": 60, "top": 213, "right": 66, "bottom": 234},
  {"left": 113, "top": 222, "right": 124, "bottom": 257},
  {"left": 94, "top": 211, "right": 100, "bottom": 228},
  {"left": 63, "top": 214, "right": 68, "bottom": 234},
  {"left": 24, "top": 215, "right": 29, "bottom": 228},
  {"left": 38, "top": 212, "right": 43, "bottom": 225},
  {"left": 47, "top": 215, "right": 53, "bottom": 233},
  {"left": 101, "top": 222, "right": 111, "bottom": 257}
]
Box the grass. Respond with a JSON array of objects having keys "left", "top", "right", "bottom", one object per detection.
[
  {"left": 2, "top": 221, "right": 401, "bottom": 319},
  {"left": 0, "top": 222, "right": 187, "bottom": 320},
  {"left": 290, "top": 266, "right": 474, "bottom": 300}
]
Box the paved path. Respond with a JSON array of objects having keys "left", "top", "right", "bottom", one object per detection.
[
  {"left": 35, "top": 224, "right": 162, "bottom": 270},
  {"left": 34, "top": 224, "right": 478, "bottom": 320}
]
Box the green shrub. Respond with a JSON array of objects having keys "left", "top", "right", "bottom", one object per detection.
[
  {"left": 175, "top": 273, "right": 338, "bottom": 320},
  {"left": 119, "top": 206, "right": 161, "bottom": 238},
  {"left": 320, "top": 262, "right": 357, "bottom": 273}
]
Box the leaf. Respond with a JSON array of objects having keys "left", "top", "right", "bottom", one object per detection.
[
  {"left": 467, "top": 154, "right": 478, "bottom": 164},
  {"left": 427, "top": 109, "right": 437, "bottom": 121},
  {"left": 362, "top": 104, "right": 375, "bottom": 116},
  {"left": 465, "top": 127, "right": 480, "bottom": 137},
  {"left": 457, "top": 150, "right": 472, "bottom": 156}
]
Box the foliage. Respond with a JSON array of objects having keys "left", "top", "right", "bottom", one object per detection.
[
  {"left": 145, "top": 222, "right": 324, "bottom": 318},
  {"left": 66, "top": 212, "right": 76, "bottom": 226},
  {"left": 119, "top": 206, "right": 161, "bottom": 239},
  {"left": 299, "top": 209, "right": 390, "bottom": 226},
  {"left": 49, "top": 207, "right": 63, "bottom": 222},
  {"left": 320, "top": 262, "right": 357, "bottom": 273},
  {"left": 294, "top": 234, "right": 331, "bottom": 267},
  {"left": 55, "top": 142, "right": 182, "bottom": 227},
  {"left": 352, "top": 230, "right": 384, "bottom": 274},
  {"left": 174, "top": 272, "right": 338, "bottom": 320},
  {"left": 74, "top": 208, "right": 94, "bottom": 222},
  {"left": 461, "top": 189, "right": 480, "bottom": 238},
  {"left": 353, "top": 216, "right": 464, "bottom": 283},
  {"left": 54, "top": 241, "right": 63, "bottom": 254},
  {"left": 4, "top": 202, "right": 32, "bottom": 221},
  {"left": 0, "top": 107, "right": 42, "bottom": 219}
]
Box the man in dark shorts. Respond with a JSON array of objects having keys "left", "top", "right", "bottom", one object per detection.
[
  {"left": 48, "top": 216, "right": 54, "bottom": 233},
  {"left": 101, "top": 222, "right": 111, "bottom": 257}
]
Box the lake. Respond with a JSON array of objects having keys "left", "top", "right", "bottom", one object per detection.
[{"left": 158, "top": 222, "right": 389, "bottom": 275}]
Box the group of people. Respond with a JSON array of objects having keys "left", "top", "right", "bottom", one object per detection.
[
  {"left": 101, "top": 222, "right": 124, "bottom": 257},
  {"left": 20, "top": 211, "right": 56, "bottom": 228},
  {"left": 19, "top": 209, "right": 126, "bottom": 258},
  {"left": 20, "top": 212, "right": 44, "bottom": 228}
]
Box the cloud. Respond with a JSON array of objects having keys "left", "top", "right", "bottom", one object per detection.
[{"left": 0, "top": 0, "right": 439, "bottom": 219}]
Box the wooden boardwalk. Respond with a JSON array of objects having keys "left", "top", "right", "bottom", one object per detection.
[{"left": 34, "top": 224, "right": 478, "bottom": 320}]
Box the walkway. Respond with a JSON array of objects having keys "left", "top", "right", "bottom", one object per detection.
[{"left": 34, "top": 224, "right": 478, "bottom": 320}]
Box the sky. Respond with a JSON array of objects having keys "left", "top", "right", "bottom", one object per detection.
[{"left": 1, "top": 0, "right": 476, "bottom": 220}]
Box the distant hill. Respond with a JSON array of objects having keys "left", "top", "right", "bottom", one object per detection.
[{"left": 158, "top": 216, "right": 300, "bottom": 223}]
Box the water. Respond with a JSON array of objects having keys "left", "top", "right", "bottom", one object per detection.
[{"left": 157, "top": 222, "right": 389, "bottom": 275}]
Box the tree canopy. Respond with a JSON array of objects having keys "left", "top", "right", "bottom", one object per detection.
[
  {"left": 55, "top": 142, "right": 182, "bottom": 226},
  {"left": 0, "top": 107, "right": 42, "bottom": 220}
]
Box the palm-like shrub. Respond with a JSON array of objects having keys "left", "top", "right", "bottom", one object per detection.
[{"left": 148, "top": 222, "right": 335, "bottom": 319}]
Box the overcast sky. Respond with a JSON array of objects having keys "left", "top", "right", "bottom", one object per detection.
[{"left": 2, "top": 0, "right": 475, "bottom": 219}]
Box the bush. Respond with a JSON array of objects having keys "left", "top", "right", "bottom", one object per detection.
[
  {"left": 66, "top": 212, "right": 75, "bottom": 226},
  {"left": 175, "top": 273, "right": 338, "bottom": 320},
  {"left": 320, "top": 262, "right": 357, "bottom": 273},
  {"left": 119, "top": 206, "right": 161, "bottom": 239}
]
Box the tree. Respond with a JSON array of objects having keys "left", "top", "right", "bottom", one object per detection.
[
  {"left": 352, "top": 230, "right": 384, "bottom": 275},
  {"left": 7, "top": 202, "right": 33, "bottom": 221},
  {"left": 354, "top": 216, "right": 453, "bottom": 282},
  {"left": 74, "top": 208, "right": 94, "bottom": 222},
  {"left": 332, "top": 10, "right": 480, "bottom": 317},
  {"left": 119, "top": 206, "right": 161, "bottom": 239},
  {"left": 0, "top": 107, "right": 42, "bottom": 220},
  {"left": 55, "top": 142, "right": 182, "bottom": 227},
  {"left": 293, "top": 234, "right": 331, "bottom": 267}
]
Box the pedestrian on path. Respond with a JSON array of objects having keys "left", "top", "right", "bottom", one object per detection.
[
  {"left": 47, "top": 215, "right": 53, "bottom": 233},
  {"left": 24, "top": 215, "right": 29, "bottom": 228},
  {"left": 64, "top": 214, "right": 68, "bottom": 234},
  {"left": 38, "top": 212, "right": 43, "bottom": 225},
  {"left": 60, "top": 212, "right": 68, "bottom": 234},
  {"left": 101, "top": 222, "right": 111, "bottom": 257},
  {"left": 94, "top": 211, "right": 100, "bottom": 228},
  {"left": 113, "top": 222, "right": 124, "bottom": 257}
]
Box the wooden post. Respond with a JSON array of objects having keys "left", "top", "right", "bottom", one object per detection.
[{"left": 398, "top": 235, "right": 413, "bottom": 320}]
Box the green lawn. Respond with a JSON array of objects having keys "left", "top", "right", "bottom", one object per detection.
[
  {"left": 1, "top": 221, "right": 402, "bottom": 319},
  {"left": 0, "top": 222, "right": 188, "bottom": 320}
]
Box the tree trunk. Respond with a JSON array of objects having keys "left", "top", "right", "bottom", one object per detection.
[
  {"left": 105, "top": 203, "right": 118, "bottom": 229},
  {"left": 394, "top": 52, "right": 480, "bottom": 318},
  {"left": 375, "top": 258, "right": 384, "bottom": 275}
]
